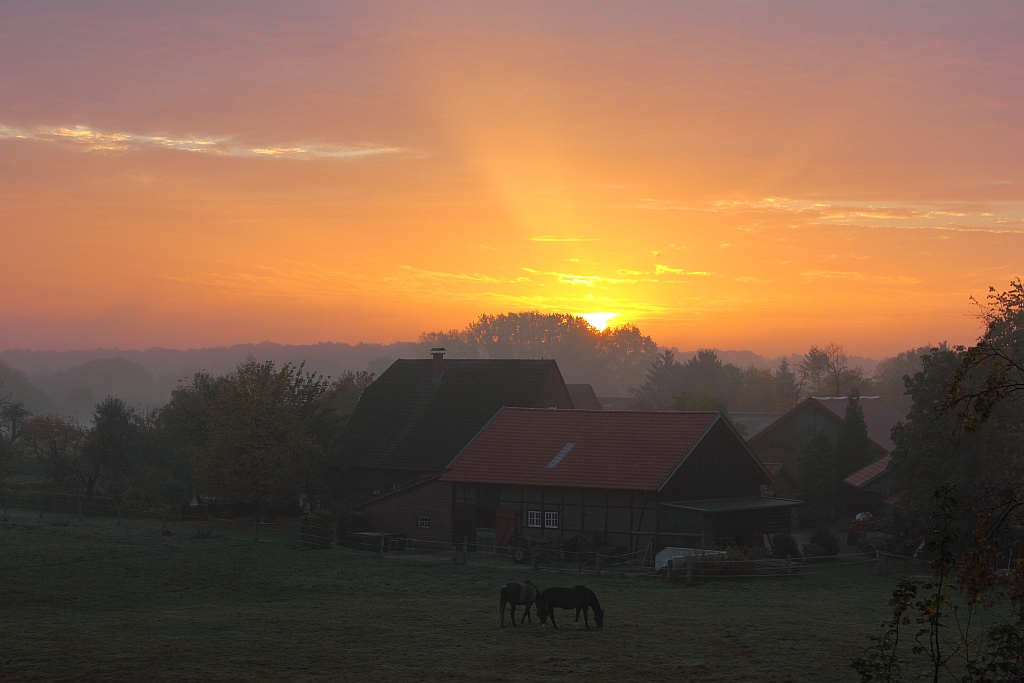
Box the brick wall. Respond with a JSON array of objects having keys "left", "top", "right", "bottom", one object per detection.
[{"left": 361, "top": 480, "right": 452, "bottom": 545}]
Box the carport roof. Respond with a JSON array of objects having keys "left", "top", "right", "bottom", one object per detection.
[{"left": 660, "top": 496, "right": 802, "bottom": 513}]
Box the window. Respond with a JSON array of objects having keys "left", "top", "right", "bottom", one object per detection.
[
  {"left": 527, "top": 510, "right": 542, "bottom": 528},
  {"left": 417, "top": 516, "right": 430, "bottom": 529},
  {"left": 544, "top": 511, "right": 559, "bottom": 529}
]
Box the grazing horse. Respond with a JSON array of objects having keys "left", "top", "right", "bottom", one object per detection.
[
  {"left": 498, "top": 580, "right": 541, "bottom": 627},
  {"left": 537, "top": 585, "right": 604, "bottom": 630}
]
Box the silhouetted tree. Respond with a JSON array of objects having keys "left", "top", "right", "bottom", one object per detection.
[
  {"left": 773, "top": 358, "right": 800, "bottom": 409},
  {"left": 797, "top": 433, "right": 840, "bottom": 526},
  {"left": 0, "top": 395, "right": 31, "bottom": 485},
  {"left": 799, "top": 343, "right": 863, "bottom": 397},
  {"left": 82, "top": 396, "right": 143, "bottom": 499},
  {"left": 420, "top": 312, "right": 658, "bottom": 396},
  {"left": 836, "top": 390, "right": 873, "bottom": 476},
  {"left": 22, "top": 414, "right": 88, "bottom": 488}
]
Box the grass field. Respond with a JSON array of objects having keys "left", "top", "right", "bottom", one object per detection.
[{"left": 1, "top": 509, "right": 905, "bottom": 682}]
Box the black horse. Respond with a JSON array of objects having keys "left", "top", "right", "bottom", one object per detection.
[
  {"left": 498, "top": 580, "right": 541, "bottom": 627},
  {"left": 537, "top": 585, "right": 604, "bottom": 630}
]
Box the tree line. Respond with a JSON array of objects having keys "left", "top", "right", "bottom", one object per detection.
[
  {"left": 630, "top": 342, "right": 936, "bottom": 415},
  {"left": 0, "top": 358, "right": 372, "bottom": 513}
]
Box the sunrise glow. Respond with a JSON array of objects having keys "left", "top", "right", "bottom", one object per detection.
[
  {"left": 1, "top": 4, "right": 1022, "bottom": 356},
  {"left": 579, "top": 313, "right": 619, "bottom": 332}
]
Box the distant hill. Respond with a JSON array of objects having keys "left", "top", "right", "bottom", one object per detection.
[
  {"left": 0, "top": 362, "right": 53, "bottom": 415},
  {"left": 1, "top": 341, "right": 880, "bottom": 420}
]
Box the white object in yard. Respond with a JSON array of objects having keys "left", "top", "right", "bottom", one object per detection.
[
  {"left": 189, "top": 496, "right": 199, "bottom": 506},
  {"left": 655, "top": 547, "right": 728, "bottom": 570},
  {"left": 856, "top": 511, "right": 873, "bottom": 522}
]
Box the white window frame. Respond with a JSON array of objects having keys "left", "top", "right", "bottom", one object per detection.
[
  {"left": 417, "top": 516, "right": 430, "bottom": 529},
  {"left": 544, "top": 511, "right": 559, "bottom": 529},
  {"left": 527, "top": 510, "right": 542, "bottom": 528}
]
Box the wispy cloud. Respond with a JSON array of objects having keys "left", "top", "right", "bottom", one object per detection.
[
  {"left": 530, "top": 236, "right": 596, "bottom": 242},
  {"left": 801, "top": 270, "right": 920, "bottom": 284},
  {"left": 0, "top": 123, "right": 405, "bottom": 160},
  {"left": 398, "top": 266, "right": 503, "bottom": 283},
  {"left": 655, "top": 264, "right": 711, "bottom": 276}
]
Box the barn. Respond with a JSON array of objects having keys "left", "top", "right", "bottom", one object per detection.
[
  {"left": 336, "top": 349, "right": 574, "bottom": 503},
  {"left": 748, "top": 396, "right": 905, "bottom": 470},
  {"left": 357, "top": 408, "right": 801, "bottom": 554}
]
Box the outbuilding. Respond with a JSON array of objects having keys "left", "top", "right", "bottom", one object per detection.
[{"left": 358, "top": 408, "right": 800, "bottom": 554}]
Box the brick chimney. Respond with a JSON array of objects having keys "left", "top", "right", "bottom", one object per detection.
[{"left": 430, "top": 347, "right": 446, "bottom": 380}]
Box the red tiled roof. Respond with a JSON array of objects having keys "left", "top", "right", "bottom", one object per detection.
[
  {"left": 440, "top": 408, "right": 736, "bottom": 491},
  {"left": 843, "top": 454, "right": 892, "bottom": 488}
]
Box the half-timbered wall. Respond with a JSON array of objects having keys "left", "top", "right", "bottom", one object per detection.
[{"left": 453, "top": 482, "right": 659, "bottom": 553}]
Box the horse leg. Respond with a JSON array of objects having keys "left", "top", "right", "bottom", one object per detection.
[
  {"left": 550, "top": 610, "right": 559, "bottom": 630},
  {"left": 522, "top": 600, "right": 532, "bottom": 625},
  {"left": 499, "top": 599, "right": 506, "bottom": 628},
  {"left": 583, "top": 606, "right": 591, "bottom": 630}
]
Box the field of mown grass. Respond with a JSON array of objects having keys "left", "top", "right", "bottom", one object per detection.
[{"left": 1, "top": 509, "right": 903, "bottom": 682}]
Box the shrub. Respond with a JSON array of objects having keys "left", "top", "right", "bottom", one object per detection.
[
  {"left": 808, "top": 527, "right": 841, "bottom": 556},
  {"left": 771, "top": 534, "right": 801, "bottom": 559},
  {"left": 298, "top": 514, "right": 335, "bottom": 548}
]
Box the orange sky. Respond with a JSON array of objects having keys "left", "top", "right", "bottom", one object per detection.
[{"left": 2, "top": 3, "right": 1022, "bottom": 357}]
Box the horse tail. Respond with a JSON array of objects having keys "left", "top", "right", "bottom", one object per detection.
[{"left": 498, "top": 585, "right": 509, "bottom": 626}]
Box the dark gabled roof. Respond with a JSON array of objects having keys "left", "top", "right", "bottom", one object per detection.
[
  {"left": 352, "top": 473, "right": 443, "bottom": 510},
  {"left": 440, "top": 408, "right": 767, "bottom": 491},
  {"left": 566, "top": 384, "right": 602, "bottom": 410},
  {"left": 811, "top": 397, "right": 905, "bottom": 452},
  {"left": 340, "top": 358, "right": 571, "bottom": 472},
  {"left": 748, "top": 396, "right": 905, "bottom": 453}
]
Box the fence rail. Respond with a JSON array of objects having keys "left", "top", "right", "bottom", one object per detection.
[{"left": 3, "top": 498, "right": 904, "bottom": 581}]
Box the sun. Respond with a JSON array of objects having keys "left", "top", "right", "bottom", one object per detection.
[{"left": 578, "top": 312, "right": 619, "bottom": 331}]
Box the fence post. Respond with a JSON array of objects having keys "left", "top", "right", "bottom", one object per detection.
[
  {"left": 666, "top": 559, "right": 672, "bottom": 581},
  {"left": 463, "top": 536, "right": 469, "bottom": 565},
  {"left": 77, "top": 495, "right": 82, "bottom": 520},
  {"left": 596, "top": 554, "right": 602, "bottom": 576},
  {"left": 379, "top": 535, "right": 385, "bottom": 557},
  {"left": 39, "top": 494, "right": 44, "bottom": 519},
  {"left": 685, "top": 558, "right": 693, "bottom": 586},
  {"left": 786, "top": 554, "right": 791, "bottom": 576},
  {"left": 532, "top": 549, "right": 538, "bottom": 570}
]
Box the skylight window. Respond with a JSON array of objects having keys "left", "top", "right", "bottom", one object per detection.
[{"left": 546, "top": 442, "right": 575, "bottom": 468}]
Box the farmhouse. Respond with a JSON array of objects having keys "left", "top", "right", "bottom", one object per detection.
[
  {"left": 748, "top": 396, "right": 905, "bottom": 470},
  {"left": 356, "top": 408, "right": 800, "bottom": 553},
  {"left": 336, "top": 349, "right": 574, "bottom": 502}
]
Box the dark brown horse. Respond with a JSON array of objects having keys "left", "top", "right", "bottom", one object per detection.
[
  {"left": 537, "top": 585, "right": 604, "bottom": 629},
  {"left": 498, "top": 580, "right": 540, "bottom": 627}
]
